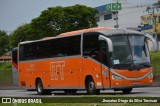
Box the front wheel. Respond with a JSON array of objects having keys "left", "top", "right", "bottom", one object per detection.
[
  {"left": 86, "top": 77, "right": 100, "bottom": 95},
  {"left": 122, "top": 88, "right": 132, "bottom": 94}
]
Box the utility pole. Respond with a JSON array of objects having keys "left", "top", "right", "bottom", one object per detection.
[
  {"left": 152, "top": 6, "right": 158, "bottom": 43},
  {"left": 115, "top": 0, "right": 119, "bottom": 29}
]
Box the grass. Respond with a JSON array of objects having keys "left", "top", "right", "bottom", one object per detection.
[
  {"left": 150, "top": 51, "right": 160, "bottom": 75},
  {"left": 0, "top": 62, "right": 12, "bottom": 71},
  {"left": 0, "top": 62, "right": 12, "bottom": 83}
]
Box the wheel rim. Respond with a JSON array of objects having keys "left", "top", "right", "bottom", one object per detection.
[
  {"left": 37, "top": 82, "right": 42, "bottom": 93},
  {"left": 89, "top": 82, "right": 94, "bottom": 91}
]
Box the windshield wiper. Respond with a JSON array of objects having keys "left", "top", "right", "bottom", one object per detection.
[
  {"left": 120, "top": 60, "right": 132, "bottom": 64},
  {"left": 138, "top": 63, "right": 151, "bottom": 67}
]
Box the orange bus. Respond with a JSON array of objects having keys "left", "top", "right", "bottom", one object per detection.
[{"left": 18, "top": 27, "right": 157, "bottom": 95}]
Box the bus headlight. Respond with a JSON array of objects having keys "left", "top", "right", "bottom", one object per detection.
[
  {"left": 112, "top": 75, "right": 124, "bottom": 80},
  {"left": 146, "top": 73, "right": 153, "bottom": 78}
]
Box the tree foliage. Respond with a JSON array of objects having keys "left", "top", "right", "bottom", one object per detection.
[
  {"left": 10, "top": 23, "right": 40, "bottom": 47},
  {"left": 10, "top": 4, "right": 98, "bottom": 47},
  {"left": 0, "top": 30, "right": 9, "bottom": 56},
  {"left": 154, "top": 0, "right": 160, "bottom": 6},
  {"left": 31, "top": 4, "right": 98, "bottom": 38}
]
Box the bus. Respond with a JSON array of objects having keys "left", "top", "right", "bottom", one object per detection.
[
  {"left": 18, "top": 27, "right": 157, "bottom": 95},
  {"left": 12, "top": 47, "right": 18, "bottom": 85}
]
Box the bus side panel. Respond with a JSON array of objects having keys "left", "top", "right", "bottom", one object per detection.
[
  {"left": 19, "top": 56, "right": 82, "bottom": 90},
  {"left": 18, "top": 62, "right": 36, "bottom": 89},
  {"left": 41, "top": 57, "right": 82, "bottom": 89},
  {"left": 62, "top": 57, "right": 82, "bottom": 89},
  {"left": 82, "top": 58, "right": 104, "bottom": 89}
]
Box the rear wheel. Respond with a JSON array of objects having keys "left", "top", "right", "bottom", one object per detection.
[
  {"left": 86, "top": 77, "right": 100, "bottom": 95},
  {"left": 36, "top": 79, "right": 51, "bottom": 95},
  {"left": 122, "top": 88, "right": 132, "bottom": 94}
]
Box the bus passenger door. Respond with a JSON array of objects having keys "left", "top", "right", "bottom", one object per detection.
[{"left": 99, "top": 39, "right": 112, "bottom": 89}]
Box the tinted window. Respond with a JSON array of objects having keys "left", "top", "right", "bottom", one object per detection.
[
  {"left": 12, "top": 49, "right": 18, "bottom": 64},
  {"left": 19, "top": 35, "right": 81, "bottom": 61},
  {"left": 83, "top": 33, "right": 100, "bottom": 61},
  {"left": 23, "top": 43, "right": 37, "bottom": 60},
  {"left": 63, "top": 36, "right": 81, "bottom": 56}
]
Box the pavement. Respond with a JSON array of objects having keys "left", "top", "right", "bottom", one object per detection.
[{"left": 0, "top": 87, "right": 160, "bottom": 97}]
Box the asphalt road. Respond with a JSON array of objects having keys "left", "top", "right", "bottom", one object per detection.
[{"left": 0, "top": 87, "right": 160, "bottom": 97}]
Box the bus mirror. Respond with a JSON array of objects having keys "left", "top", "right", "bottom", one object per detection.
[
  {"left": 145, "top": 34, "right": 158, "bottom": 51},
  {"left": 99, "top": 35, "right": 113, "bottom": 52}
]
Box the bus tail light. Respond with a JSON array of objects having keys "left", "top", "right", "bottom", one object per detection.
[
  {"left": 112, "top": 75, "right": 124, "bottom": 80},
  {"left": 146, "top": 73, "right": 153, "bottom": 78}
]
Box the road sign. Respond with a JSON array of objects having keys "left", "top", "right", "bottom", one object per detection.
[
  {"left": 112, "top": 3, "right": 122, "bottom": 10},
  {"left": 106, "top": 3, "right": 122, "bottom": 11},
  {"left": 106, "top": 3, "right": 112, "bottom": 11}
]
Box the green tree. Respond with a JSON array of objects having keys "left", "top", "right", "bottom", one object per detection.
[
  {"left": 154, "top": 0, "right": 160, "bottom": 6},
  {"left": 31, "top": 4, "right": 98, "bottom": 38},
  {"left": 10, "top": 23, "right": 39, "bottom": 47},
  {"left": 0, "top": 30, "right": 9, "bottom": 56},
  {"left": 10, "top": 4, "right": 98, "bottom": 47}
]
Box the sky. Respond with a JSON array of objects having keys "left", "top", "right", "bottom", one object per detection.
[{"left": 0, "top": 0, "right": 158, "bottom": 33}]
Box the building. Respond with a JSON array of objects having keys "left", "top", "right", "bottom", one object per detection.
[
  {"left": 0, "top": 55, "right": 11, "bottom": 63},
  {"left": 141, "top": 13, "right": 160, "bottom": 38},
  {"left": 95, "top": 2, "right": 152, "bottom": 30}
]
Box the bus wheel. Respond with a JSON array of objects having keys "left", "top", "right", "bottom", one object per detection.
[
  {"left": 122, "top": 88, "right": 132, "bottom": 94},
  {"left": 64, "top": 89, "right": 77, "bottom": 95},
  {"left": 86, "top": 77, "right": 99, "bottom": 95},
  {"left": 36, "top": 79, "right": 51, "bottom": 95}
]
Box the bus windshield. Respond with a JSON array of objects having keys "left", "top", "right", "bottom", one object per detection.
[{"left": 108, "top": 34, "right": 150, "bottom": 70}]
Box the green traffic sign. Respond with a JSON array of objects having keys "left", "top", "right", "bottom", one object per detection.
[
  {"left": 106, "top": 3, "right": 122, "bottom": 11},
  {"left": 106, "top": 3, "right": 111, "bottom": 11},
  {"left": 112, "top": 3, "right": 122, "bottom": 10}
]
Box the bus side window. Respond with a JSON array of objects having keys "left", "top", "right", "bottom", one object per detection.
[
  {"left": 83, "top": 34, "right": 101, "bottom": 62},
  {"left": 63, "top": 35, "right": 81, "bottom": 56},
  {"left": 23, "top": 43, "right": 37, "bottom": 60},
  {"left": 12, "top": 49, "right": 18, "bottom": 64},
  {"left": 19, "top": 45, "right": 24, "bottom": 61}
]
